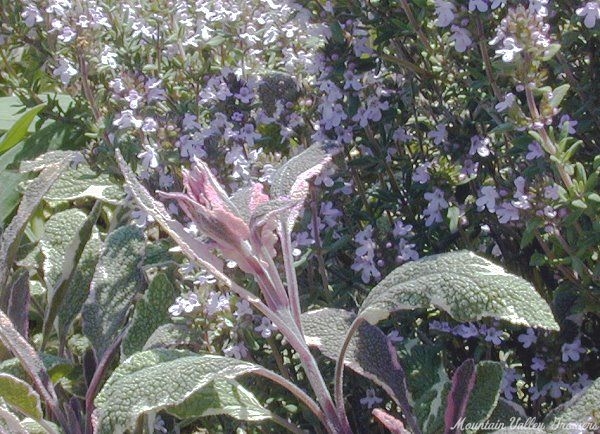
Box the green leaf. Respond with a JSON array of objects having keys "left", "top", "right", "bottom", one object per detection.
[
  {"left": 0, "top": 104, "right": 46, "bottom": 155},
  {"left": 44, "top": 162, "right": 124, "bottom": 204},
  {"left": 57, "top": 232, "right": 101, "bottom": 346},
  {"left": 19, "top": 151, "right": 79, "bottom": 173},
  {"left": 142, "top": 323, "right": 196, "bottom": 350},
  {"left": 40, "top": 204, "right": 102, "bottom": 347},
  {"left": 464, "top": 361, "right": 503, "bottom": 426},
  {"left": 0, "top": 374, "right": 43, "bottom": 420},
  {"left": 0, "top": 123, "right": 86, "bottom": 225},
  {"left": 544, "top": 377, "right": 600, "bottom": 433},
  {"left": 0, "top": 160, "right": 69, "bottom": 306},
  {"left": 168, "top": 379, "right": 271, "bottom": 421},
  {"left": 357, "top": 251, "right": 559, "bottom": 330},
  {"left": 82, "top": 226, "right": 146, "bottom": 360},
  {"left": 549, "top": 84, "right": 570, "bottom": 108},
  {"left": 400, "top": 342, "right": 449, "bottom": 433},
  {"left": 485, "top": 398, "right": 527, "bottom": 428},
  {"left": 121, "top": 273, "right": 177, "bottom": 357},
  {"left": 301, "top": 308, "right": 413, "bottom": 418},
  {"left": 40, "top": 209, "right": 88, "bottom": 289},
  {"left": 94, "top": 349, "right": 262, "bottom": 434}
]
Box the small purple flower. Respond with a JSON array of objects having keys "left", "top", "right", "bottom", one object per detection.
[
  {"left": 526, "top": 142, "right": 544, "bottom": 160},
  {"left": 561, "top": 338, "right": 586, "bottom": 362},
  {"left": 517, "top": 328, "right": 537, "bottom": 348},
  {"left": 453, "top": 323, "right": 480, "bottom": 339},
  {"left": 360, "top": 388, "right": 383, "bottom": 409},
  {"left": 484, "top": 327, "right": 504, "bottom": 345},
  {"left": 530, "top": 356, "right": 546, "bottom": 372},
  {"left": 255, "top": 316, "right": 277, "bottom": 338},
  {"left": 428, "top": 123, "right": 447, "bottom": 145},
  {"left": 476, "top": 186, "right": 499, "bottom": 213},
  {"left": 495, "top": 93, "right": 516, "bottom": 112},
  {"left": 559, "top": 115, "right": 578, "bottom": 134},
  {"left": 387, "top": 330, "right": 404, "bottom": 343},
  {"left": 429, "top": 320, "right": 452, "bottom": 333}
]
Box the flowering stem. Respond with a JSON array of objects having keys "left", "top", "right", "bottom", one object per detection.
[{"left": 524, "top": 86, "right": 575, "bottom": 192}]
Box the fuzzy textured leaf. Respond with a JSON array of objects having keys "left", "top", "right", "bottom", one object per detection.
[
  {"left": 57, "top": 232, "right": 101, "bottom": 345},
  {"left": 0, "top": 374, "right": 43, "bottom": 420},
  {"left": 94, "top": 349, "right": 262, "bottom": 434},
  {"left": 19, "top": 151, "right": 79, "bottom": 173},
  {"left": 40, "top": 209, "right": 88, "bottom": 289},
  {"left": 544, "top": 377, "right": 600, "bottom": 433},
  {"left": 302, "top": 308, "right": 412, "bottom": 414},
  {"left": 143, "top": 323, "right": 196, "bottom": 350},
  {"left": 116, "top": 149, "right": 223, "bottom": 271},
  {"left": 400, "top": 342, "right": 449, "bottom": 433},
  {"left": 44, "top": 163, "right": 124, "bottom": 204},
  {"left": 358, "top": 251, "right": 558, "bottom": 330},
  {"left": 168, "top": 379, "right": 271, "bottom": 421},
  {"left": 82, "top": 225, "right": 146, "bottom": 360},
  {"left": 121, "top": 273, "right": 176, "bottom": 357},
  {"left": 270, "top": 142, "right": 335, "bottom": 198},
  {"left": 0, "top": 160, "right": 68, "bottom": 308}
]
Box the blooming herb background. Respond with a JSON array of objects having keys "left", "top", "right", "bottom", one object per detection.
[{"left": 0, "top": 0, "right": 600, "bottom": 433}]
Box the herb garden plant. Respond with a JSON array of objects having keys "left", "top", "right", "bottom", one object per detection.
[{"left": 1, "top": 0, "right": 600, "bottom": 433}]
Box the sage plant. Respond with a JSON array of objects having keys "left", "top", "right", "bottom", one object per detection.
[{"left": 113, "top": 142, "right": 562, "bottom": 434}]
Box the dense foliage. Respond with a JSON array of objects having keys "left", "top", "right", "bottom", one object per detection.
[{"left": 0, "top": 0, "right": 599, "bottom": 432}]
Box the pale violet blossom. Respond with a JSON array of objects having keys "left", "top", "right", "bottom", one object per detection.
[
  {"left": 495, "top": 37, "right": 523, "bottom": 62},
  {"left": 559, "top": 114, "right": 578, "bottom": 134},
  {"left": 469, "top": 0, "right": 489, "bottom": 12},
  {"left": 476, "top": 186, "right": 499, "bottom": 213},
  {"left": 255, "top": 317, "right": 277, "bottom": 338},
  {"left": 234, "top": 299, "right": 253, "bottom": 318},
  {"left": 22, "top": 5, "right": 43, "bottom": 27},
  {"left": 530, "top": 356, "right": 546, "bottom": 371},
  {"left": 423, "top": 188, "right": 448, "bottom": 226},
  {"left": 576, "top": 1, "right": 600, "bottom": 28},
  {"left": 496, "top": 202, "right": 520, "bottom": 223},
  {"left": 53, "top": 57, "right": 78, "bottom": 85},
  {"left": 450, "top": 25, "right": 473, "bottom": 52},
  {"left": 113, "top": 109, "right": 142, "bottom": 129},
  {"left": 526, "top": 141, "right": 544, "bottom": 160},
  {"left": 206, "top": 291, "right": 231, "bottom": 316},
  {"left": 434, "top": 0, "right": 456, "bottom": 27},
  {"left": 428, "top": 123, "right": 447, "bottom": 145},
  {"left": 561, "top": 338, "right": 586, "bottom": 362},
  {"left": 517, "top": 328, "right": 537, "bottom": 348},
  {"left": 360, "top": 388, "right": 383, "bottom": 409},
  {"left": 469, "top": 135, "right": 492, "bottom": 157},
  {"left": 223, "top": 343, "right": 249, "bottom": 359},
  {"left": 412, "top": 162, "right": 431, "bottom": 184},
  {"left": 100, "top": 46, "right": 118, "bottom": 69},
  {"left": 495, "top": 92, "right": 516, "bottom": 112}
]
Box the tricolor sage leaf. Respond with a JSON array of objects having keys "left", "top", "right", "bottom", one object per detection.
[{"left": 358, "top": 250, "right": 559, "bottom": 330}]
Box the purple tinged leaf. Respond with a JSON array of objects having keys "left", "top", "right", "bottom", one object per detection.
[
  {"left": 301, "top": 308, "right": 417, "bottom": 428},
  {"left": 444, "top": 359, "right": 477, "bottom": 434},
  {"left": 158, "top": 157, "right": 267, "bottom": 274},
  {"left": 0, "top": 310, "right": 61, "bottom": 424},
  {"left": 7, "top": 271, "right": 30, "bottom": 338},
  {"left": 271, "top": 142, "right": 335, "bottom": 230},
  {"left": 115, "top": 150, "right": 223, "bottom": 271},
  {"left": 372, "top": 408, "right": 410, "bottom": 434}
]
